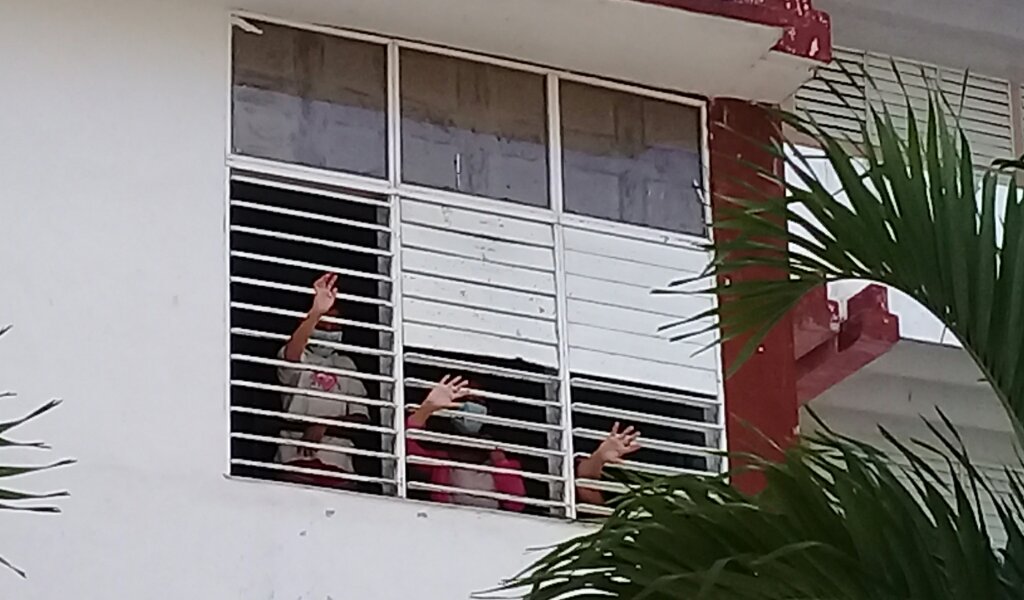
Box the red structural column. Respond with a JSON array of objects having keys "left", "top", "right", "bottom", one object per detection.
[{"left": 709, "top": 99, "right": 799, "bottom": 494}]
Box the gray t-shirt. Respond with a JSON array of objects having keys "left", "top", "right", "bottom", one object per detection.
[{"left": 275, "top": 347, "right": 369, "bottom": 472}]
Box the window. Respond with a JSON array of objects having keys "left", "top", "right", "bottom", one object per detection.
[
  {"left": 561, "top": 81, "right": 705, "bottom": 235},
  {"left": 232, "top": 22, "right": 388, "bottom": 177},
  {"left": 228, "top": 16, "right": 720, "bottom": 519},
  {"left": 571, "top": 377, "right": 722, "bottom": 516},
  {"left": 400, "top": 50, "right": 549, "bottom": 207},
  {"left": 228, "top": 177, "right": 396, "bottom": 493}
]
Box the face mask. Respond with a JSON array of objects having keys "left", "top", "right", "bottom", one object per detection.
[
  {"left": 309, "top": 329, "right": 344, "bottom": 357},
  {"left": 452, "top": 401, "right": 487, "bottom": 436}
]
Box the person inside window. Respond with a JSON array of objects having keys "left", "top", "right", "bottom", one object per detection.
[
  {"left": 406, "top": 376, "right": 527, "bottom": 511},
  {"left": 277, "top": 273, "right": 369, "bottom": 488},
  {"left": 406, "top": 376, "right": 641, "bottom": 511}
]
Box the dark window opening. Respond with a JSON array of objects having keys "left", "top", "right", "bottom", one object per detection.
[
  {"left": 571, "top": 377, "right": 719, "bottom": 476},
  {"left": 403, "top": 348, "right": 563, "bottom": 516},
  {"left": 229, "top": 178, "right": 394, "bottom": 496}
]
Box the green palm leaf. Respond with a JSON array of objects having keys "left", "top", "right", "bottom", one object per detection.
[
  {"left": 490, "top": 415, "right": 1024, "bottom": 600},
  {"left": 0, "top": 326, "right": 73, "bottom": 577},
  {"left": 491, "top": 67, "right": 1024, "bottom": 599},
  {"left": 671, "top": 68, "right": 1024, "bottom": 438}
]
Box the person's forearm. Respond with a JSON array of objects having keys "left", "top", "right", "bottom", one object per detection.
[
  {"left": 284, "top": 311, "right": 321, "bottom": 362},
  {"left": 575, "top": 455, "right": 607, "bottom": 505},
  {"left": 576, "top": 454, "right": 605, "bottom": 480},
  {"left": 408, "top": 404, "right": 436, "bottom": 428}
]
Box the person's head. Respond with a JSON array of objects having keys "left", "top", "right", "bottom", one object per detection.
[
  {"left": 309, "top": 306, "right": 344, "bottom": 357},
  {"left": 451, "top": 390, "right": 487, "bottom": 437},
  {"left": 317, "top": 305, "right": 342, "bottom": 331}
]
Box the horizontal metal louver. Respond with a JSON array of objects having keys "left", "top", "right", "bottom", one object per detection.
[
  {"left": 888, "top": 455, "right": 1022, "bottom": 548},
  {"left": 935, "top": 70, "right": 1014, "bottom": 169},
  {"left": 402, "top": 352, "right": 568, "bottom": 516},
  {"left": 562, "top": 226, "right": 718, "bottom": 395},
  {"left": 570, "top": 377, "right": 724, "bottom": 516},
  {"left": 228, "top": 173, "right": 399, "bottom": 494},
  {"left": 399, "top": 198, "right": 559, "bottom": 367},
  {"left": 793, "top": 47, "right": 868, "bottom": 145},
  {"left": 795, "top": 47, "right": 1016, "bottom": 170}
]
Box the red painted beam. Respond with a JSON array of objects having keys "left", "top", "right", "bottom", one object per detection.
[
  {"left": 711, "top": 99, "right": 798, "bottom": 494},
  {"left": 793, "top": 285, "right": 839, "bottom": 360},
  {"left": 795, "top": 285, "right": 900, "bottom": 404},
  {"left": 632, "top": 0, "right": 831, "bottom": 62}
]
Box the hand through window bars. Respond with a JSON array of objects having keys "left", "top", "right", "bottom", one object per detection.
[
  {"left": 275, "top": 273, "right": 372, "bottom": 489},
  {"left": 407, "top": 377, "right": 642, "bottom": 511}
]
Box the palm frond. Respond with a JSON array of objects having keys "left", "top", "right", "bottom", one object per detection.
[
  {"left": 0, "top": 326, "right": 73, "bottom": 577},
  {"left": 666, "top": 71, "right": 1024, "bottom": 439},
  {"left": 489, "top": 415, "right": 1024, "bottom": 600}
]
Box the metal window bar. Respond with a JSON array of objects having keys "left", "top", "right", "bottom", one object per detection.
[
  {"left": 405, "top": 429, "right": 564, "bottom": 459},
  {"left": 229, "top": 225, "right": 393, "bottom": 257},
  {"left": 406, "top": 481, "right": 566, "bottom": 510},
  {"left": 230, "top": 302, "right": 393, "bottom": 333},
  {"left": 405, "top": 403, "right": 563, "bottom": 433},
  {"left": 231, "top": 173, "right": 391, "bottom": 208},
  {"left": 231, "top": 354, "right": 393, "bottom": 383},
  {"left": 572, "top": 452, "right": 716, "bottom": 478},
  {"left": 573, "top": 427, "right": 718, "bottom": 457},
  {"left": 571, "top": 376, "right": 719, "bottom": 409},
  {"left": 232, "top": 433, "right": 398, "bottom": 460},
  {"left": 231, "top": 251, "right": 392, "bottom": 283},
  {"left": 404, "top": 353, "right": 559, "bottom": 384},
  {"left": 407, "top": 455, "right": 565, "bottom": 484},
  {"left": 230, "top": 276, "right": 393, "bottom": 308},
  {"left": 230, "top": 327, "right": 395, "bottom": 358},
  {"left": 571, "top": 402, "right": 722, "bottom": 433},
  {"left": 232, "top": 459, "right": 396, "bottom": 487},
  {"left": 231, "top": 380, "right": 395, "bottom": 410},
  {"left": 231, "top": 406, "right": 397, "bottom": 436},
  {"left": 230, "top": 199, "right": 392, "bottom": 232},
  {"left": 404, "top": 378, "right": 561, "bottom": 409}
]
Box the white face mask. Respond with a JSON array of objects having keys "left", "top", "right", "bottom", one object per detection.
[{"left": 309, "top": 329, "right": 344, "bottom": 357}]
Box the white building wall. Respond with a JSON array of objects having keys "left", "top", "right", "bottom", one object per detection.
[
  {"left": 0, "top": 1, "right": 585, "bottom": 597},
  {"left": 802, "top": 343, "right": 1021, "bottom": 544}
]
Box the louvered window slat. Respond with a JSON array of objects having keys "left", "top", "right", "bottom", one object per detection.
[{"left": 794, "top": 47, "right": 1017, "bottom": 171}]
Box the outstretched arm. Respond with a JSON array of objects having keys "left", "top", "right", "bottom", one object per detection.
[
  {"left": 406, "top": 375, "right": 472, "bottom": 458},
  {"left": 575, "top": 422, "right": 641, "bottom": 506},
  {"left": 283, "top": 273, "right": 337, "bottom": 362}
]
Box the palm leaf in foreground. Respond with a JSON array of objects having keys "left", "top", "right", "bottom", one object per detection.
[
  {"left": 663, "top": 78, "right": 1024, "bottom": 437},
  {"left": 490, "top": 416, "right": 1024, "bottom": 600},
  {"left": 0, "top": 326, "right": 73, "bottom": 577}
]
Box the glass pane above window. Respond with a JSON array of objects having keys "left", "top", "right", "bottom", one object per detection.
[
  {"left": 232, "top": 22, "right": 388, "bottom": 178},
  {"left": 400, "top": 50, "right": 549, "bottom": 207},
  {"left": 561, "top": 82, "right": 705, "bottom": 235}
]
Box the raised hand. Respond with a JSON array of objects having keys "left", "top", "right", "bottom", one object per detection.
[
  {"left": 310, "top": 273, "right": 338, "bottom": 317},
  {"left": 423, "top": 375, "right": 472, "bottom": 413},
  {"left": 593, "top": 422, "right": 641, "bottom": 465}
]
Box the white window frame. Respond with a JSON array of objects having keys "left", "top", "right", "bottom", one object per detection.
[{"left": 224, "top": 10, "right": 721, "bottom": 519}]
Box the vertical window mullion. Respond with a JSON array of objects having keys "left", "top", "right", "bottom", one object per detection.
[
  {"left": 387, "top": 42, "right": 409, "bottom": 498},
  {"left": 390, "top": 193, "right": 407, "bottom": 498},
  {"left": 548, "top": 73, "right": 576, "bottom": 517},
  {"left": 388, "top": 41, "right": 402, "bottom": 188}
]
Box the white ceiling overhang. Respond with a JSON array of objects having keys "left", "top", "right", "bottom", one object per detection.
[{"left": 235, "top": 0, "right": 821, "bottom": 103}]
